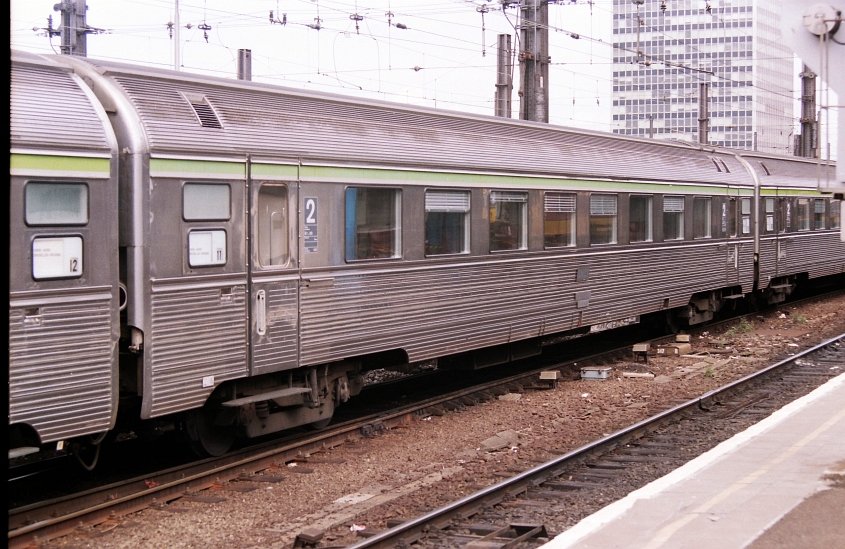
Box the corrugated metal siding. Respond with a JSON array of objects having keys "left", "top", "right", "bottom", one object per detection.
[
  {"left": 10, "top": 61, "right": 112, "bottom": 152},
  {"left": 79, "top": 63, "right": 755, "bottom": 186},
  {"left": 252, "top": 283, "right": 299, "bottom": 374},
  {"left": 8, "top": 290, "right": 115, "bottom": 442},
  {"left": 774, "top": 233, "right": 845, "bottom": 280},
  {"left": 147, "top": 282, "right": 248, "bottom": 417},
  {"left": 758, "top": 238, "right": 780, "bottom": 279},
  {"left": 299, "top": 244, "right": 754, "bottom": 365}
]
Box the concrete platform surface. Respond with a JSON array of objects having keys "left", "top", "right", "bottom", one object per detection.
[{"left": 544, "top": 372, "right": 845, "bottom": 549}]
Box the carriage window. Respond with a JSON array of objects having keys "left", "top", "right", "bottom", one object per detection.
[
  {"left": 32, "top": 236, "right": 83, "bottom": 279},
  {"left": 590, "top": 194, "right": 617, "bottom": 245},
  {"left": 183, "top": 183, "right": 231, "bottom": 220},
  {"left": 425, "top": 190, "right": 470, "bottom": 255},
  {"left": 740, "top": 198, "right": 752, "bottom": 235},
  {"left": 727, "top": 197, "right": 738, "bottom": 237},
  {"left": 544, "top": 192, "right": 576, "bottom": 247},
  {"left": 764, "top": 198, "right": 776, "bottom": 233},
  {"left": 489, "top": 191, "right": 527, "bottom": 251},
  {"left": 25, "top": 182, "right": 88, "bottom": 225},
  {"left": 345, "top": 187, "right": 401, "bottom": 260},
  {"left": 813, "top": 199, "right": 826, "bottom": 230},
  {"left": 188, "top": 230, "right": 227, "bottom": 267},
  {"left": 257, "top": 185, "right": 288, "bottom": 267},
  {"left": 796, "top": 199, "right": 810, "bottom": 231},
  {"left": 831, "top": 200, "right": 841, "bottom": 229},
  {"left": 693, "top": 197, "right": 712, "bottom": 238},
  {"left": 779, "top": 198, "right": 792, "bottom": 233},
  {"left": 629, "top": 195, "right": 652, "bottom": 243},
  {"left": 663, "top": 195, "right": 684, "bottom": 240}
]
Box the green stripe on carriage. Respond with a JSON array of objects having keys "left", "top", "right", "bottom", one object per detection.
[
  {"left": 150, "top": 158, "right": 246, "bottom": 176},
  {"left": 10, "top": 154, "right": 110, "bottom": 173},
  {"left": 298, "top": 165, "right": 745, "bottom": 194},
  {"left": 760, "top": 188, "right": 826, "bottom": 196},
  {"left": 250, "top": 163, "right": 299, "bottom": 178}
]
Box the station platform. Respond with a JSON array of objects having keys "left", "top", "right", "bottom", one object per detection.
[{"left": 545, "top": 372, "right": 845, "bottom": 549}]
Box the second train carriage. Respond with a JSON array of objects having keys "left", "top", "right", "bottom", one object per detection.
[
  {"left": 9, "top": 51, "right": 120, "bottom": 462},
  {"left": 747, "top": 154, "right": 845, "bottom": 296},
  {"left": 8, "top": 50, "right": 845, "bottom": 461}
]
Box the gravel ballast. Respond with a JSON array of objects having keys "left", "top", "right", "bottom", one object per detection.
[{"left": 39, "top": 294, "right": 845, "bottom": 549}]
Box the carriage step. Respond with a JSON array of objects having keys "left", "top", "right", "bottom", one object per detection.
[
  {"left": 222, "top": 387, "right": 311, "bottom": 407},
  {"left": 9, "top": 446, "right": 41, "bottom": 459},
  {"left": 769, "top": 284, "right": 794, "bottom": 290}
]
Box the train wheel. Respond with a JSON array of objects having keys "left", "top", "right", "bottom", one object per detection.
[
  {"left": 307, "top": 417, "right": 333, "bottom": 430},
  {"left": 306, "top": 396, "right": 336, "bottom": 430},
  {"left": 72, "top": 432, "right": 109, "bottom": 471},
  {"left": 185, "top": 407, "right": 235, "bottom": 457}
]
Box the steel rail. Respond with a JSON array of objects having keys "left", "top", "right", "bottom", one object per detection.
[
  {"left": 9, "top": 289, "right": 843, "bottom": 547},
  {"left": 347, "top": 333, "right": 845, "bottom": 548},
  {"left": 7, "top": 336, "right": 639, "bottom": 547}
]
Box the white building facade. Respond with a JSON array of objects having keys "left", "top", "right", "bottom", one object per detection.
[{"left": 611, "top": 0, "right": 795, "bottom": 154}]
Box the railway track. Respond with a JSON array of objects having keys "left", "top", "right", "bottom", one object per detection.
[
  {"left": 4, "top": 341, "right": 649, "bottom": 547},
  {"left": 7, "top": 290, "right": 843, "bottom": 548},
  {"left": 342, "top": 334, "right": 845, "bottom": 549}
]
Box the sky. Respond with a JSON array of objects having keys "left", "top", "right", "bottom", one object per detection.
[
  {"left": 9, "top": 0, "right": 841, "bottom": 162},
  {"left": 9, "top": 0, "right": 617, "bottom": 131}
]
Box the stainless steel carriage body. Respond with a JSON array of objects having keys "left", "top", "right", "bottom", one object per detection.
[
  {"left": 745, "top": 154, "right": 844, "bottom": 293},
  {"left": 11, "top": 52, "right": 843, "bottom": 450},
  {"left": 55, "top": 57, "right": 775, "bottom": 421},
  {"left": 9, "top": 51, "right": 120, "bottom": 450}
]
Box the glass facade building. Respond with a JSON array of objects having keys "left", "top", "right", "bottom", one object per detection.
[{"left": 611, "top": 0, "right": 794, "bottom": 154}]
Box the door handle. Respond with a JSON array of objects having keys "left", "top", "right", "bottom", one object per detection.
[{"left": 255, "top": 290, "right": 267, "bottom": 335}]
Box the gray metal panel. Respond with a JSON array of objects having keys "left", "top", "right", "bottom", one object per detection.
[
  {"left": 758, "top": 237, "right": 780, "bottom": 280},
  {"left": 8, "top": 289, "right": 115, "bottom": 442},
  {"left": 251, "top": 281, "right": 299, "bottom": 374},
  {"left": 10, "top": 52, "right": 113, "bottom": 153},
  {"left": 145, "top": 280, "right": 248, "bottom": 418},
  {"left": 64, "top": 57, "right": 756, "bottom": 187},
  {"left": 772, "top": 233, "right": 845, "bottom": 280},
  {"left": 299, "top": 243, "right": 754, "bottom": 366}
]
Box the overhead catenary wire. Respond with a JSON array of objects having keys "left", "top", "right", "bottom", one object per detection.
[
  {"left": 10, "top": 0, "right": 824, "bottom": 135},
  {"left": 9, "top": 2, "right": 685, "bottom": 91}
]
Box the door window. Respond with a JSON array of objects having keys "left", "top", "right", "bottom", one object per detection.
[{"left": 257, "top": 185, "right": 288, "bottom": 267}]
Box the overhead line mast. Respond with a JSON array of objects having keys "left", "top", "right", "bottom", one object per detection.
[
  {"left": 51, "top": 0, "right": 104, "bottom": 56},
  {"left": 517, "top": 0, "right": 550, "bottom": 123}
]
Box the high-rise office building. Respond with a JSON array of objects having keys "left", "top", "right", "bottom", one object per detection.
[{"left": 611, "top": 0, "right": 795, "bottom": 154}]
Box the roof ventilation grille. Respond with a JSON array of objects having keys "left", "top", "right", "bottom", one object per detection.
[
  {"left": 182, "top": 92, "right": 223, "bottom": 129},
  {"left": 710, "top": 157, "right": 731, "bottom": 174},
  {"left": 710, "top": 158, "right": 722, "bottom": 173}
]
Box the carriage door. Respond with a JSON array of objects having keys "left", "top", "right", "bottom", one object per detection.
[
  {"left": 248, "top": 180, "right": 300, "bottom": 375},
  {"left": 724, "top": 195, "right": 741, "bottom": 286},
  {"left": 775, "top": 196, "right": 791, "bottom": 276}
]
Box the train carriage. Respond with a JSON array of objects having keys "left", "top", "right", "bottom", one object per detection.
[
  {"left": 9, "top": 51, "right": 120, "bottom": 461},
  {"left": 745, "top": 154, "right": 844, "bottom": 300},
  {"left": 8, "top": 51, "right": 845, "bottom": 462}
]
